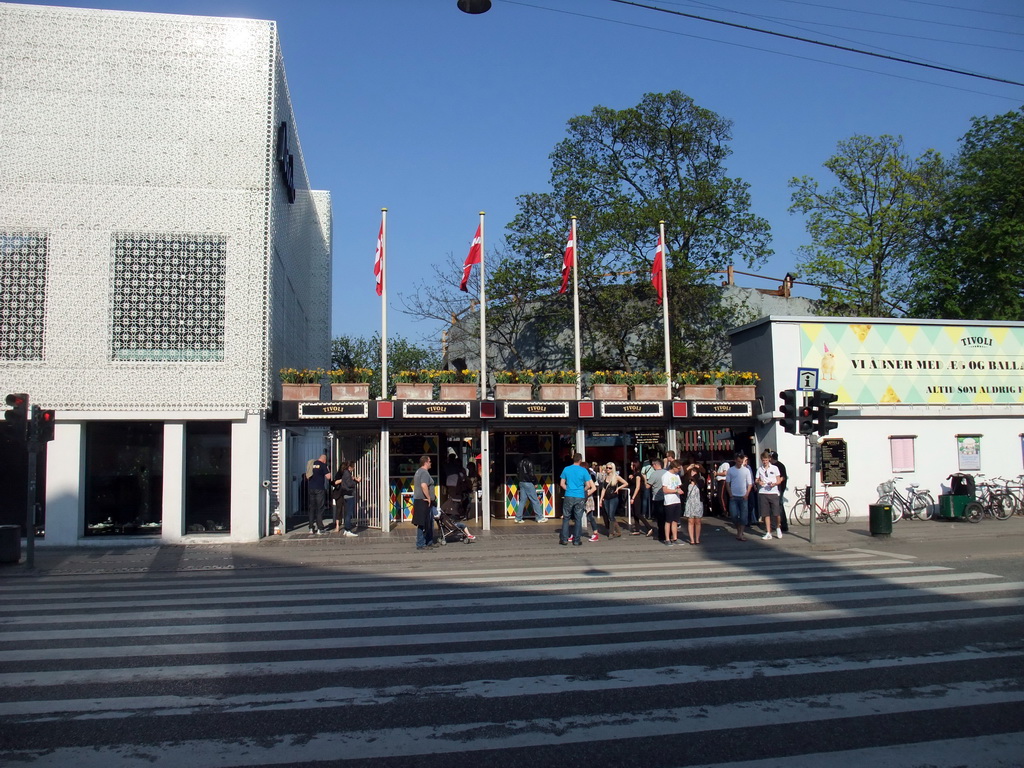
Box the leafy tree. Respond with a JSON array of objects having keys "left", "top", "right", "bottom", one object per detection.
[
  {"left": 502, "top": 90, "right": 772, "bottom": 371},
  {"left": 331, "top": 333, "right": 441, "bottom": 397},
  {"left": 909, "top": 107, "right": 1024, "bottom": 321},
  {"left": 788, "top": 134, "right": 945, "bottom": 317},
  {"left": 400, "top": 92, "right": 770, "bottom": 373}
]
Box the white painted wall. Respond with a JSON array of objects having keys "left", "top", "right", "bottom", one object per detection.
[{"left": 42, "top": 421, "right": 82, "bottom": 546}]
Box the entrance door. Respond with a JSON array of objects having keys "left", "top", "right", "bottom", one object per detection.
[{"left": 333, "top": 431, "right": 384, "bottom": 530}]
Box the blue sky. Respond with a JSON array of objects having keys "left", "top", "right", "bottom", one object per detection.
[{"left": 11, "top": 0, "right": 1024, "bottom": 347}]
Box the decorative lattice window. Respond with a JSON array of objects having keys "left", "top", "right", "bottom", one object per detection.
[
  {"left": 0, "top": 232, "right": 48, "bottom": 361},
  {"left": 111, "top": 234, "right": 227, "bottom": 362}
]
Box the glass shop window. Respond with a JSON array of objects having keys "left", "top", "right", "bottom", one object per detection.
[
  {"left": 84, "top": 422, "right": 164, "bottom": 536},
  {"left": 185, "top": 422, "right": 232, "bottom": 534}
]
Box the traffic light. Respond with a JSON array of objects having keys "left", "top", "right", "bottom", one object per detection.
[
  {"left": 36, "top": 409, "right": 55, "bottom": 443},
  {"left": 4, "top": 393, "right": 29, "bottom": 440},
  {"left": 779, "top": 389, "right": 798, "bottom": 434},
  {"left": 812, "top": 389, "right": 839, "bottom": 436},
  {"left": 797, "top": 400, "right": 815, "bottom": 436}
]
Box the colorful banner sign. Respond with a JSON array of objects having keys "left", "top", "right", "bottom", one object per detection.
[{"left": 799, "top": 323, "right": 1024, "bottom": 405}]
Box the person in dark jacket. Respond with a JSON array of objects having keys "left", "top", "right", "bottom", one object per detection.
[
  {"left": 332, "top": 461, "right": 360, "bottom": 536},
  {"left": 307, "top": 454, "right": 331, "bottom": 535},
  {"left": 515, "top": 456, "right": 546, "bottom": 522}
]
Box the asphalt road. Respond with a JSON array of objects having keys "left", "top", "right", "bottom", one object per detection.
[{"left": 1, "top": 518, "right": 1023, "bottom": 767}]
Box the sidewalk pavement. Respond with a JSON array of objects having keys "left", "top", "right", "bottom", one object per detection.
[{"left": 2, "top": 514, "right": 1021, "bottom": 577}]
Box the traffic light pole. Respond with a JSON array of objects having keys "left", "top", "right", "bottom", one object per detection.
[
  {"left": 25, "top": 443, "right": 37, "bottom": 570},
  {"left": 807, "top": 432, "right": 819, "bottom": 546},
  {"left": 25, "top": 405, "right": 40, "bottom": 570}
]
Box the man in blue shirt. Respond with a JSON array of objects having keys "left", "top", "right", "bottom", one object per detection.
[{"left": 559, "top": 453, "right": 595, "bottom": 546}]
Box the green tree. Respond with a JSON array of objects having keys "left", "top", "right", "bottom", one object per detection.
[
  {"left": 331, "top": 333, "right": 441, "bottom": 397},
  {"left": 789, "top": 134, "right": 945, "bottom": 317},
  {"left": 503, "top": 90, "right": 772, "bottom": 371},
  {"left": 910, "top": 107, "right": 1024, "bottom": 321}
]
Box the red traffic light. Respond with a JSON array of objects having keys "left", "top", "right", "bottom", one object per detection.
[
  {"left": 4, "top": 393, "right": 29, "bottom": 440},
  {"left": 797, "top": 404, "right": 815, "bottom": 435},
  {"left": 36, "top": 409, "right": 56, "bottom": 443}
]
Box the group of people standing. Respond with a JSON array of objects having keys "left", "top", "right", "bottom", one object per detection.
[
  {"left": 718, "top": 450, "right": 788, "bottom": 542},
  {"left": 554, "top": 449, "right": 787, "bottom": 547},
  {"left": 305, "top": 453, "right": 361, "bottom": 537},
  {"left": 555, "top": 452, "right": 711, "bottom": 546}
]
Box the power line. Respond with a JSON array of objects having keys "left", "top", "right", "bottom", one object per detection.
[
  {"left": 678, "top": 0, "right": 950, "bottom": 68},
  {"left": 894, "top": 0, "right": 1024, "bottom": 21},
  {"left": 678, "top": 0, "right": 1024, "bottom": 54},
  {"left": 766, "top": 0, "right": 1024, "bottom": 35},
  {"left": 609, "top": 0, "right": 1024, "bottom": 87},
  {"left": 503, "top": 0, "right": 1021, "bottom": 101}
]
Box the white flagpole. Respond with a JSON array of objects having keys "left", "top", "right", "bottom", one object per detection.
[
  {"left": 380, "top": 208, "right": 388, "bottom": 397},
  {"left": 660, "top": 220, "right": 672, "bottom": 399},
  {"left": 571, "top": 216, "right": 582, "bottom": 399},
  {"left": 478, "top": 211, "right": 487, "bottom": 399}
]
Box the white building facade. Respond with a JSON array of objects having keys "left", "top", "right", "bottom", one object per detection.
[
  {"left": 0, "top": 3, "right": 331, "bottom": 544},
  {"left": 733, "top": 317, "right": 1024, "bottom": 518}
]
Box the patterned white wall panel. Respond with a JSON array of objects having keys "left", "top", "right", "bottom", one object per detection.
[
  {"left": 0, "top": 3, "right": 331, "bottom": 413},
  {"left": 267, "top": 48, "right": 332, "bottom": 395}
]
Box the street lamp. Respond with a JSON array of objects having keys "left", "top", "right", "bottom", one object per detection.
[{"left": 457, "top": 0, "right": 492, "bottom": 13}]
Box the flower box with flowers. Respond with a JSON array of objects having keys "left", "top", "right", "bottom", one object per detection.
[
  {"left": 588, "top": 371, "right": 628, "bottom": 400},
  {"left": 494, "top": 371, "right": 534, "bottom": 400},
  {"left": 392, "top": 370, "right": 433, "bottom": 400},
  {"left": 431, "top": 369, "right": 480, "bottom": 400},
  {"left": 327, "top": 368, "right": 373, "bottom": 400},
  {"left": 629, "top": 371, "right": 670, "bottom": 400},
  {"left": 280, "top": 368, "right": 323, "bottom": 401},
  {"left": 675, "top": 371, "right": 717, "bottom": 400},
  {"left": 718, "top": 370, "right": 760, "bottom": 401},
  {"left": 537, "top": 371, "right": 579, "bottom": 400}
]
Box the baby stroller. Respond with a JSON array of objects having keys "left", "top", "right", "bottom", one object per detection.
[{"left": 436, "top": 508, "right": 475, "bottom": 544}]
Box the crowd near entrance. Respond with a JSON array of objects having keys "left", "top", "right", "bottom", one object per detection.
[{"left": 276, "top": 405, "right": 759, "bottom": 536}]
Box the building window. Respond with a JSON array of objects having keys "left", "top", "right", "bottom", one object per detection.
[
  {"left": 111, "top": 233, "right": 226, "bottom": 361},
  {"left": 84, "top": 422, "right": 164, "bottom": 536},
  {"left": 0, "top": 232, "right": 48, "bottom": 361},
  {"left": 889, "top": 436, "right": 916, "bottom": 473},
  {"left": 185, "top": 422, "right": 232, "bottom": 534}
]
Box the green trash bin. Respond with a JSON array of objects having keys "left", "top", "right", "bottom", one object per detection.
[
  {"left": 938, "top": 493, "right": 972, "bottom": 519},
  {"left": 869, "top": 504, "right": 892, "bottom": 537}
]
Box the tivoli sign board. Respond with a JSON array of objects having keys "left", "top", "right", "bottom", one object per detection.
[{"left": 799, "top": 323, "right": 1024, "bottom": 405}]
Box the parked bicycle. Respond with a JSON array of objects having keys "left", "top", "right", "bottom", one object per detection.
[
  {"left": 791, "top": 485, "right": 850, "bottom": 525},
  {"left": 987, "top": 475, "right": 1024, "bottom": 517},
  {"left": 968, "top": 475, "right": 1014, "bottom": 522},
  {"left": 876, "top": 477, "right": 935, "bottom": 522}
]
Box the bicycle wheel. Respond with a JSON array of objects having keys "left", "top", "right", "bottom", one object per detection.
[
  {"left": 990, "top": 493, "right": 1014, "bottom": 521},
  {"left": 792, "top": 501, "right": 810, "bottom": 526},
  {"left": 825, "top": 497, "right": 849, "bottom": 524},
  {"left": 965, "top": 501, "right": 983, "bottom": 524},
  {"left": 891, "top": 504, "right": 904, "bottom": 524},
  {"left": 911, "top": 491, "right": 935, "bottom": 521}
]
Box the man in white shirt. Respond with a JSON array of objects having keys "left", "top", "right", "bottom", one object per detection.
[
  {"left": 715, "top": 459, "right": 730, "bottom": 517},
  {"left": 648, "top": 458, "right": 667, "bottom": 542},
  {"left": 756, "top": 449, "right": 784, "bottom": 540}
]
